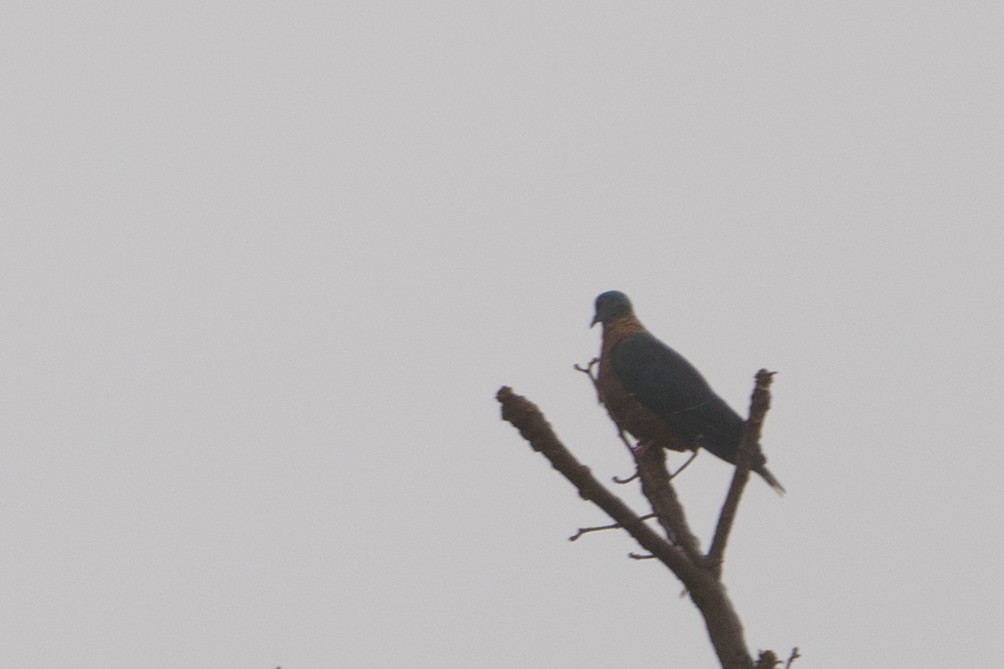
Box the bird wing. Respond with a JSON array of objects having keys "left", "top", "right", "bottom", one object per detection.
[{"left": 610, "top": 332, "right": 746, "bottom": 462}]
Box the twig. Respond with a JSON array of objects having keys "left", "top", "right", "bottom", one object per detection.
[
  {"left": 629, "top": 552, "right": 657, "bottom": 560},
  {"left": 704, "top": 369, "right": 776, "bottom": 577},
  {"left": 569, "top": 514, "right": 658, "bottom": 541},
  {"left": 569, "top": 521, "right": 623, "bottom": 541},
  {"left": 612, "top": 428, "right": 641, "bottom": 483},
  {"left": 784, "top": 647, "right": 801, "bottom": 668},
  {"left": 614, "top": 427, "right": 637, "bottom": 457},
  {"left": 573, "top": 358, "right": 600, "bottom": 393},
  {"left": 577, "top": 359, "right": 639, "bottom": 461},
  {"left": 669, "top": 450, "right": 699, "bottom": 480}
]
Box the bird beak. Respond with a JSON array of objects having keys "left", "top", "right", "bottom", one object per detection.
[{"left": 590, "top": 315, "right": 600, "bottom": 328}]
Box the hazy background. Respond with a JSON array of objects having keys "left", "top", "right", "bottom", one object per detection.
[{"left": 3, "top": 3, "right": 1002, "bottom": 667}]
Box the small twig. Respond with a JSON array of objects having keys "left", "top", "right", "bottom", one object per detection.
[
  {"left": 628, "top": 552, "right": 657, "bottom": 560},
  {"left": 784, "top": 647, "right": 801, "bottom": 668},
  {"left": 577, "top": 358, "right": 639, "bottom": 461},
  {"left": 573, "top": 358, "right": 600, "bottom": 393},
  {"left": 614, "top": 427, "right": 637, "bottom": 457},
  {"left": 613, "top": 430, "right": 642, "bottom": 483},
  {"left": 668, "top": 450, "right": 699, "bottom": 480},
  {"left": 704, "top": 369, "right": 776, "bottom": 577},
  {"left": 569, "top": 522, "right": 621, "bottom": 541},
  {"left": 569, "top": 514, "right": 658, "bottom": 541}
]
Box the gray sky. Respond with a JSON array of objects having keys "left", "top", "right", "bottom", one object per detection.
[{"left": 3, "top": 3, "right": 1003, "bottom": 667}]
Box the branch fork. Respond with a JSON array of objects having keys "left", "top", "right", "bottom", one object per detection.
[{"left": 496, "top": 368, "right": 787, "bottom": 669}]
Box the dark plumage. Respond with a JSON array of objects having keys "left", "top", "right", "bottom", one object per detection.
[{"left": 591, "top": 290, "right": 784, "bottom": 493}]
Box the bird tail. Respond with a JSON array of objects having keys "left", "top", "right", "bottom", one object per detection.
[{"left": 754, "top": 464, "right": 786, "bottom": 496}]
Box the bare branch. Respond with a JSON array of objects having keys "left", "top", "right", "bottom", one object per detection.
[
  {"left": 497, "top": 386, "right": 757, "bottom": 669},
  {"left": 634, "top": 444, "right": 704, "bottom": 564},
  {"left": 784, "top": 647, "right": 801, "bottom": 668},
  {"left": 704, "top": 369, "right": 775, "bottom": 576},
  {"left": 496, "top": 386, "right": 698, "bottom": 581}
]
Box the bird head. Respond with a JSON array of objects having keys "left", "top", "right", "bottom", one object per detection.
[{"left": 591, "top": 290, "right": 633, "bottom": 327}]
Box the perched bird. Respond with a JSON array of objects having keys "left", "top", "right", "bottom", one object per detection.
[{"left": 591, "top": 290, "right": 784, "bottom": 493}]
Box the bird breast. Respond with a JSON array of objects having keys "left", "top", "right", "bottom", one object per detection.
[{"left": 597, "top": 322, "right": 692, "bottom": 453}]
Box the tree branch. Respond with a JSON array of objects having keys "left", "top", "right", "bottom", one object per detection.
[
  {"left": 704, "top": 369, "right": 775, "bottom": 576},
  {"left": 496, "top": 386, "right": 699, "bottom": 581},
  {"left": 633, "top": 444, "right": 704, "bottom": 564},
  {"left": 497, "top": 385, "right": 757, "bottom": 669}
]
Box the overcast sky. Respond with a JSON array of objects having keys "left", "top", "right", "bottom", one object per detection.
[{"left": 3, "top": 3, "right": 1003, "bottom": 667}]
